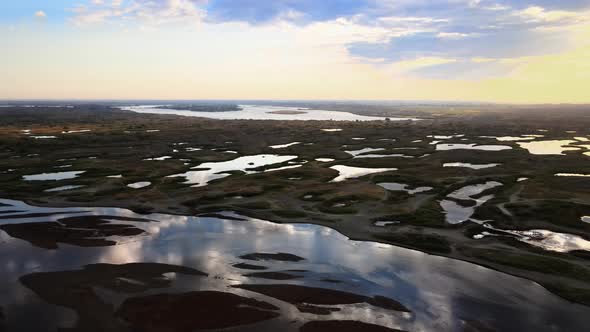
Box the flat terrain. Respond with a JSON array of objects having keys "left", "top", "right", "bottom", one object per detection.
[{"left": 1, "top": 102, "right": 590, "bottom": 309}]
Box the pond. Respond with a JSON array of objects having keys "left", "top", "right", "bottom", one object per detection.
[
  {"left": 480, "top": 136, "right": 536, "bottom": 141},
  {"left": 168, "top": 154, "right": 299, "bottom": 186},
  {"left": 62, "top": 129, "right": 91, "bottom": 134},
  {"left": 555, "top": 173, "right": 590, "bottom": 177},
  {"left": 436, "top": 144, "right": 512, "bottom": 151},
  {"left": 443, "top": 162, "right": 500, "bottom": 170},
  {"left": 377, "top": 182, "right": 433, "bottom": 195},
  {"left": 0, "top": 198, "right": 588, "bottom": 331},
  {"left": 144, "top": 156, "right": 172, "bottom": 161},
  {"left": 314, "top": 158, "right": 335, "bottom": 162},
  {"left": 127, "top": 181, "right": 151, "bottom": 189},
  {"left": 270, "top": 142, "right": 302, "bottom": 149},
  {"left": 517, "top": 140, "right": 580, "bottom": 155},
  {"left": 344, "top": 147, "right": 385, "bottom": 157},
  {"left": 43, "top": 185, "right": 85, "bottom": 193},
  {"left": 440, "top": 181, "right": 503, "bottom": 224},
  {"left": 121, "top": 105, "right": 418, "bottom": 122},
  {"left": 478, "top": 225, "right": 590, "bottom": 253},
  {"left": 321, "top": 128, "right": 343, "bottom": 132},
  {"left": 22, "top": 171, "right": 86, "bottom": 181},
  {"left": 329, "top": 165, "right": 397, "bottom": 182}
]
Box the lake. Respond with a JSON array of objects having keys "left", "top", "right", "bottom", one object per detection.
[
  {"left": 0, "top": 198, "right": 588, "bottom": 331},
  {"left": 120, "top": 105, "right": 418, "bottom": 121}
]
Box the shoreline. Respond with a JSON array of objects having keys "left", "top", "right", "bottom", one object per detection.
[
  {"left": 5, "top": 194, "right": 589, "bottom": 308},
  {"left": 1, "top": 104, "right": 590, "bottom": 308}
]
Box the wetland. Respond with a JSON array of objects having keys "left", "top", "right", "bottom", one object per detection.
[{"left": 1, "top": 102, "right": 590, "bottom": 331}]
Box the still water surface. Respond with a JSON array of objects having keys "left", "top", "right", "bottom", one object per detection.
[
  {"left": 0, "top": 200, "right": 590, "bottom": 331},
  {"left": 0, "top": 199, "right": 589, "bottom": 331},
  {"left": 122, "top": 105, "right": 412, "bottom": 121}
]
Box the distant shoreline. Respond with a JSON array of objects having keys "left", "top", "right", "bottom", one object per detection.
[{"left": 266, "top": 110, "right": 308, "bottom": 115}]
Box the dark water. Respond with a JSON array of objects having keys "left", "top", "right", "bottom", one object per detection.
[{"left": 0, "top": 198, "right": 588, "bottom": 332}]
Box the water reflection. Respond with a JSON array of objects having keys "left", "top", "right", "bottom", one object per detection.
[
  {"left": 168, "top": 154, "right": 298, "bottom": 186},
  {"left": 480, "top": 136, "right": 536, "bottom": 141},
  {"left": 44, "top": 185, "right": 85, "bottom": 193},
  {"left": 480, "top": 225, "right": 590, "bottom": 253},
  {"left": 517, "top": 140, "right": 580, "bottom": 155},
  {"left": 127, "top": 182, "right": 151, "bottom": 189},
  {"left": 143, "top": 156, "right": 172, "bottom": 161},
  {"left": 443, "top": 162, "right": 500, "bottom": 170},
  {"left": 436, "top": 144, "right": 512, "bottom": 151},
  {"left": 62, "top": 129, "right": 91, "bottom": 134},
  {"left": 22, "top": 171, "right": 85, "bottom": 181},
  {"left": 374, "top": 221, "right": 400, "bottom": 227},
  {"left": 555, "top": 173, "right": 590, "bottom": 177},
  {"left": 270, "top": 142, "right": 302, "bottom": 149},
  {"left": 427, "top": 135, "right": 465, "bottom": 139},
  {"left": 377, "top": 183, "right": 433, "bottom": 195},
  {"left": 441, "top": 181, "right": 503, "bottom": 224},
  {"left": 329, "top": 166, "right": 397, "bottom": 182},
  {"left": 122, "top": 105, "right": 414, "bottom": 122},
  {"left": 344, "top": 147, "right": 385, "bottom": 157},
  {"left": 0, "top": 199, "right": 589, "bottom": 331}
]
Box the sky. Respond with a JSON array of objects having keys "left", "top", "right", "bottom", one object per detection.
[{"left": 1, "top": 0, "right": 589, "bottom": 103}]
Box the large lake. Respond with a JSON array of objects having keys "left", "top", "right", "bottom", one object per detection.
[
  {"left": 120, "top": 105, "right": 417, "bottom": 121},
  {"left": 0, "top": 198, "right": 588, "bottom": 331}
]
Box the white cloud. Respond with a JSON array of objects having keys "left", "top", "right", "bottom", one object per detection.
[
  {"left": 482, "top": 4, "right": 510, "bottom": 11},
  {"left": 34, "top": 11, "right": 47, "bottom": 18},
  {"left": 437, "top": 32, "right": 470, "bottom": 39},
  {"left": 468, "top": 0, "right": 482, "bottom": 8},
  {"left": 515, "top": 6, "right": 588, "bottom": 24},
  {"left": 71, "top": 0, "right": 206, "bottom": 26},
  {"left": 384, "top": 57, "right": 458, "bottom": 75}
]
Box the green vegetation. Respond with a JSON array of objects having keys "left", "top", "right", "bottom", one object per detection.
[
  {"left": 460, "top": 248, "right": 590, "bottom": 280},
  {"left": 375, "top": 233, "right": 452, "bottom": 254},
  {"left": 2, "top": 103, "right": 590, "bottom": 309},
  {"left": 272, "top": 209, "right": 307, "bottom": 218}
]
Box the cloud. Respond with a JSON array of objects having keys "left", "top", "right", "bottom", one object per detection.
[
  {"left": 437, "top": 32, "right": 471, "bottom": 39},
  {"left": 34, "top": 11, "right": 47, "bottom": 18},
  {"left": 346, "top": 2, "right": 590, "bottom": 77},
  {"left": 4, "top": 0, "right": 590, "bottom": 102},
  {"left": 348, "top": 27, "right": 571, "bottom": 62},
  {"left": 515, "top": 6, "right": 588, "bottom": 23},
  {"left": 170, "top": 1, "right": 590, "bottom": 83},
  {"left": 384, "top": 57, "right": 458, "bottom": 75},
  {"left": 204, "top": 0, "right": 370, "bottom": 24},
  {"left": 71, "top": 0, "right": 207, "bottom": 26}
]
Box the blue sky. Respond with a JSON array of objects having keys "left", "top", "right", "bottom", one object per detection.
[
  {"left": 1, "top": 1, "right": 589, "bottom": 101},
  {"left": 3, "top": 1, "right": 588, "bottom": 62}
]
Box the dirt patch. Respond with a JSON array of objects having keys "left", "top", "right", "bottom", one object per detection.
[
  {"left": 233, "top": 263, "right": 268, "bottom": 270},
  {"left": 239, "top": 252, "right": 305, "bottom": 262},
  {"left": 117, "top": 291, "right": 280, "bottom": 331},
  {"left": 20, "top": 263, "right": 206, "bottom": 332},
  {"left": 232, "top": 284, "right": 410, "bottom": 312},
  {"left": 0, "top": 215, "right": 151, "bottom": 249}
]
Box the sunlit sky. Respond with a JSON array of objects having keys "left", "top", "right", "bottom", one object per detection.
[{"left": 1, "top": 0, "right": 589, "bottom": 103}]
